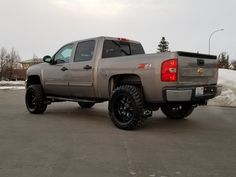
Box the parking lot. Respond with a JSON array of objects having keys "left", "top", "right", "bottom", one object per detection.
[{"left": 0, "top": 90, "right": 236, "bottom": 177}]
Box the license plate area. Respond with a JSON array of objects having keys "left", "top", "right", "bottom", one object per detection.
[{"left": 195, "top": 87, "right": 204, "bottom": 96}]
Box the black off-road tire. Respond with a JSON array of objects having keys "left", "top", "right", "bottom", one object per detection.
[
  {"left": 108, "top": 85, "right": 145, "bottom": 130},
  {"left": 78, "top": 101, "right": 95, "bottom": 108},
  {"left": 25, "top": 85, "right": 47, "bottom": 114},
  {"left": 161, "top": 104, "right": 194, "bottom": 119}
]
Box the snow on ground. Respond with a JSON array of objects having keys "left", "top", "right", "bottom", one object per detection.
[
  {"left": 208, "top": 69, "right": 236, "bottom": 107},
  {"left": 0, "top": 81, "right": 25, "bottom": 86},
  {"left": 0, "top": 81, "right": 25, "bottom": 90},
  {"left": 0, "top": 69, "right": 235, "bottom": 107},
  {"left": 0, "top": 86, "right": 25, "bottom": 90}
]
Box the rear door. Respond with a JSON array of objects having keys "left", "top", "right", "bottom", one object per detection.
[
  {"left": 177, "top": 52, "right": 218, "bottom": 86},
  {"left": 68, "top": 40, "right": 96, "bottom": 98}
]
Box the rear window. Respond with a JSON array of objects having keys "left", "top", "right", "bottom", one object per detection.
[{"left": 102, "top": 40, "right": 145, "bottom": 58}]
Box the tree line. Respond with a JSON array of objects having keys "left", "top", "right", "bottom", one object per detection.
[
  {"left": 217, "top": 52, "right": 236, "bottom": 70},
  {"left": 157, "top": 37, "right": 236, "bottom": 70},
  {"left": 0, "top": 47, "right": 21, "bottom": 80}
]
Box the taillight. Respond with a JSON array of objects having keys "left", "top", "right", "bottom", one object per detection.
[
  {"left": 117, "top": 38, "right": 129, "bottom": 42},
  {"left": 161, "top": 58, "right": 178, "bottom": 82}
]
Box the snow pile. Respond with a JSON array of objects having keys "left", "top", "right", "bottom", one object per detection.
[
  {"left": 208, "top": 69, "right": 236, "bottom": 107},
  {"left": 0, "top": 81, "right": 25, "bottom": 90}
]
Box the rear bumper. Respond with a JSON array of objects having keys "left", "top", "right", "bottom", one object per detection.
[{"left": 164, "top": 85, "right": 222, "bottom": 102}]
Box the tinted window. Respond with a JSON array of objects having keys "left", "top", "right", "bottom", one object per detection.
[
  {"left": 130, "top": 43, "right": 145, "bottom": 55},
  {"left": 74, "top": 40, "right": 95, "bottom": 62},
  {"left": 102, "top": 40, "right": 145, "bottom": 58},
  {"left": 54, "top": 44, "right": 73, "bottom": 63},
  {"left": 102, "top": 40, "right": 122, "bottom": 58}
]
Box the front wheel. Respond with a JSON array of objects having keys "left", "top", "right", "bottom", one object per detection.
[
  {"left": 161, "top": 104, "right": 194, "bottom": 119},
  {"left": 25, "top": 85, "right": 47, "bottom": 114},
  {"left": 108, "top": 85, "right": 145, "bottom": 130}
]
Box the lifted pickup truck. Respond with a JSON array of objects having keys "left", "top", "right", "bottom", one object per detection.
[{"left": 25, "top": 36, "right": 222, "bottom": 130}]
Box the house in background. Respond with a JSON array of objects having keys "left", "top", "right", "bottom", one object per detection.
[
  {"left": 1, "top": 58, "right": 43, "bottom": 81},
  {"left": 19, "top": 58, "right": 43, "bottom": 70}
]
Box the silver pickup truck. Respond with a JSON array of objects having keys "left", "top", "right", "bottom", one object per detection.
[{"left": 25, "top": 36, "right": 222, "bottom": 130}]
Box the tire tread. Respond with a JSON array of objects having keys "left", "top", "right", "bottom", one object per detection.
[
  {"left": 25, "top": 84, "right": 47, "bottom": 114},
  {"left": 109, "top": 85, "right": 145, "bottom": 130}
]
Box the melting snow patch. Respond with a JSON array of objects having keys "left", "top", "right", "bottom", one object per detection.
[
  {"left": 0, "top": 81, "right": 25, "bottom": 90},
  {"left": 209, "top": 88, "right": 236, "bottom": 107},
  {"left": 0, "top": 81, "right": 25, "bottom": 86},
  {"left": 208, "top": 69, "right": 236, "bottom": 107},
  {"left": 0, "top": 86, "right": 25, "bottom": 90}
]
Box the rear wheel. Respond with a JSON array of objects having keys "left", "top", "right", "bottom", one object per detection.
[
  {"left": 161, "top": 104, "right": 194, "bottom": 119},
  {"left": 145, "top": 103, "right": 160, "bottom": 111},
  {"left": 108, "top": 85, "right": 145, "bottom": 130},
  {"left": 78, "top": 101, "right": 95, "bottom": 108},
  {"left": 25, "top": 85, "right": 47, "bottom": 114}
]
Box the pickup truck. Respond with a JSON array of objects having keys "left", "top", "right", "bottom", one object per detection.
[{"left": 25, "top": 36, "right": 222, "bottom": 130}]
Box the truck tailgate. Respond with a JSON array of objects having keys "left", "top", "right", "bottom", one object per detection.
[{"left": 177, "top": 52, "right": 218, "bottom": 86}]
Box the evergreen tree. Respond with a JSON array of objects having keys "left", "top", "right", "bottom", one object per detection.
[
  {"left": 157, "top": 37, "right": 169, "bottom": 52},
  {"left": 218, "top": 52, "right": 230, "bottom": 69}
]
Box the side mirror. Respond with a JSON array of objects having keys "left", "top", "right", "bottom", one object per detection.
[{"left": 43, "top": 55, "right": 52, "bottom": 63}]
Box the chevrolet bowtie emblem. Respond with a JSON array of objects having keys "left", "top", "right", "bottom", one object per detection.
[{"left": 197, "top": 68, "right": 204, "bottom": 74}]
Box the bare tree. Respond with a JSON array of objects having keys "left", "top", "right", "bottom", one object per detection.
[
  {"left": 32, "top": 53, "right": 41, "bottom": 63},
  {"left": 0, "top": 47, "right": 7, "bottom": 80},
  {"left": 7, "top": 48, "right": 21, "bottom": 80}
]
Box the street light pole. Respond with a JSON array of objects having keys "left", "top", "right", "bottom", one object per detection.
[{"left": 208, "top": 29, "right": 224, "bottom": 54}]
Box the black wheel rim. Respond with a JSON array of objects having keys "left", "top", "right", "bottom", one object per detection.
[
  {"left": 26, "top": 89, "right": 37, "bottom": 110},
  {"left": 168, "top": 104, "right": 183, "bottom": 112},
  {"left": 114, "top": 95, "right": 135, "bottom": 123}
]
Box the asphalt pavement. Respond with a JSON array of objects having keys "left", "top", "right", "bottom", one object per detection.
[{"left": 0, "top": 90, "right": 236, "bottom": 177}]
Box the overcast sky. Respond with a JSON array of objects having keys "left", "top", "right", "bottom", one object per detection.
[{"left": 0, "top": 0, "right": 235, "bottom": 60}]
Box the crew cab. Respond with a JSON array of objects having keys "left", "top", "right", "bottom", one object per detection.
[{"left": 25, "top": 36, "right": 222, "bottom": 130}]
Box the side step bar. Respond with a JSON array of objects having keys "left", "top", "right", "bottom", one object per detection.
[{"left": 44, "top": 96, "right": 95, "bottom": 104}]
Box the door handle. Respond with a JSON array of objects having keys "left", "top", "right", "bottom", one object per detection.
[
  {"left": 61, "top": 66, "right": 68, "bottom": 71},
  {"left": 83, "top": 65, "right": 92, "bottom": 70}
]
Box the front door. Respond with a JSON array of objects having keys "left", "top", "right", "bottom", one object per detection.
[
  {"left": 69, "top": 40, "right": 96, "bottom": 98},
  {"left": 43, "top": 43, "right": 74, "bottom": 97}
]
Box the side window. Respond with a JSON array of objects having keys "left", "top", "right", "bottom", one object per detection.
[
  {"left": 102, "top": 40, "right": 121, "bottom": 58},
  {"left": 102, "top": 40, "right": 131, "bottom": 58},
  {"left": 102, "top": 40, "right": 145, "bottom": 58},
  {"left": 54, "top": 44, "right": 73, "bottom": 64},
  {"left": 74, "top": 40, "right": 95, "bottom": 62},
  {"left": 130, "top": 43, "right": 145, "bottom": 55},
  {"left": 120, "top": 42, "right": 131, "bottom": 55}
]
